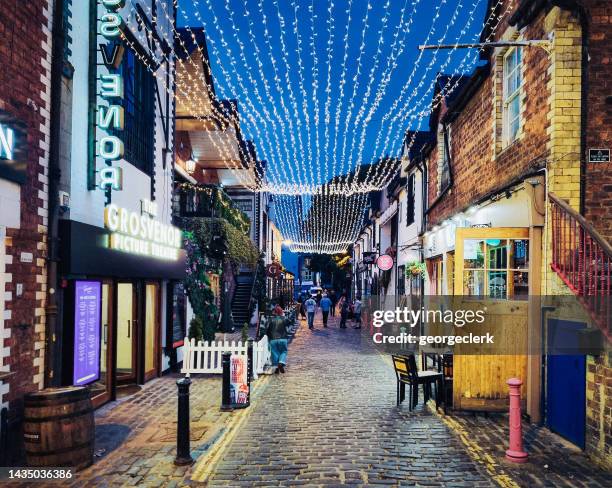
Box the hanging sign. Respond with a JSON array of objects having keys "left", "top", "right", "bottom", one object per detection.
[
  {"left": 266, "top": 262, "right": 282, "bottom": 278},
  {"left": 96, "top": 0, "right": 126, "bottom": 191},
  {"left": 73, "top": 281, "right": 101, "bottom": 386},
  {"left": 376, "top": 254, "right": 394, "bottom": 271},
  {"left": 230, "top": 355, "right": 249, "bottom": 405},
  {"left": 588, "top": 148, "right": 610, "bottom": 163},
  {"left": 363, "top": 252, "right": 377, "bottom": 265}
]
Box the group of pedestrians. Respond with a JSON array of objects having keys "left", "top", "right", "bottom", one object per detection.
[{"left": 300, "top": 291, "right": 362, "bottom": 330}]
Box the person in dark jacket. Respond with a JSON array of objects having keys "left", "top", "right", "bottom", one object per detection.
[
  {"left": 267, "top": 313, "right": 289, "bottom": 373},
  {"left": 339, "top": 299, "right": 350, "bottom": 329},
  {"left": 329, "top": 290, "right": 337, "bottom": 316}
]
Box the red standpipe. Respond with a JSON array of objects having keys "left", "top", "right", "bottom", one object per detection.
[{"left": 505, "top": 378, "right": 528, "bottom": 463}]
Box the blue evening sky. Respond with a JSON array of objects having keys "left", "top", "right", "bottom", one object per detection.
[{"left": 177, "top": 0, "right": 489, "bottom": 187}]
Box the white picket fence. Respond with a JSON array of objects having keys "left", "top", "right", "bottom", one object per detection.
[{"left": 181, "top": 336, "right": 271, "bottom": 379}]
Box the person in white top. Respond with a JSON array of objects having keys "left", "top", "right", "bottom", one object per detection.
[
  {"left": 352, "top": 297, "right": 362, "bottom": 329},
  {"left": 304, "top": 297, "right": 317, "bottom": 330}
]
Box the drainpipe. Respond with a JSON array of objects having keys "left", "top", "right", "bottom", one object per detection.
[{"left": 45, "top": 0, "right": 66, "bottom": 387}]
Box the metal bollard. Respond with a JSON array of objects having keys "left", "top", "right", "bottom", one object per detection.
[
  {"left": 220, "top": 351, "right": 233, "bottom": 411},
  {"left": 505, "top": 378, "right": 528, "bottom": 463},
  {"left": 174, "top": 377, "right": 193, "bottom": 466},
  {"left": 247, "top": 339, "right": 254, "bottom": 381},
  {"left": 247, "top": 339, "right": 253, "bottom": 405}
]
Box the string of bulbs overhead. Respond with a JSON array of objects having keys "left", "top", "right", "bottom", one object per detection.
[{"left": 120, "top": 0, "right": 508, "bottom": 253}]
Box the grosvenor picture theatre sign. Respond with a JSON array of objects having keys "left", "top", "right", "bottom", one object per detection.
[
  {"left": 97, "top": 0, "right": 126, "bottom": 191},
  {"left": 104, "top": 203, "right": 182, "bottom": 260}
]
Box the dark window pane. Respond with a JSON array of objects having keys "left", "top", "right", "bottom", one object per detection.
[
  {"left": 113, "top": 45, "right": 155, "bottom": 174},
  {"left": 511, "top": 240, "right": 529, "bottom": 269},
  {"left": 487, "top": 239, "right": 508, "bottom": 269}
]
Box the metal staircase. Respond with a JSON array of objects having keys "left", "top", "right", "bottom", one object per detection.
[
  {"left": 549, "top": 193, "right": 611, "bottom": 341},
  {"left": 232, "top": 271, "right": 254, "bottom": 327}
]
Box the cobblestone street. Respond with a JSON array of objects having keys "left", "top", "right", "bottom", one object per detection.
[
  {"left": 203, "top": 312, "right": 612, "bottom": 487},
  {"left": 7, "top": 312, "right": 612, "bottom": 487},
  {"left": 204, "top": 314, "right": 494, "bottom": 487}
]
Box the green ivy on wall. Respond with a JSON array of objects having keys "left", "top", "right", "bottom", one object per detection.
[
  {"left": 183, "top": 217, "right": 259, "bottom": 270},
  {"left": 184, "top": 231, "right": 218, "bottom": 342},
  {"left": 177, "top": 183, "right": 251, "bottom": 234}
]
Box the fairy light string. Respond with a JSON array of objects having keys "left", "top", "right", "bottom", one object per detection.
[{"left": 119, "top": 0, "right": 510, "bottom": 252}]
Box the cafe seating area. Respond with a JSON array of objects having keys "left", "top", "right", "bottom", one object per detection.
[{"left": 392, "top": 352, "right": 454, "bottom": 413}]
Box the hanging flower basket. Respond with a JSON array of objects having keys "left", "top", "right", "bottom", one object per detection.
[{"left": 406, "top": 261, "right": 426, "bottom": 277}]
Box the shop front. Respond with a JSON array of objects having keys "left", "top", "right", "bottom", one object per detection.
[
  {"left": 423, "top": 177, "right": 545, "bottom": 413},
  {"left": 58, "top": 216, "right": 186, "bottom": 408}
]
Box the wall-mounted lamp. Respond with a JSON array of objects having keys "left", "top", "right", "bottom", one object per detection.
[{"left": 185, "top": 158, "right": 196, "bottom": 174}]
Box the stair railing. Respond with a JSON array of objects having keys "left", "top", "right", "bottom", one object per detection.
[{"left": 549, "top": 193, "right": 611, "bottom": 339}]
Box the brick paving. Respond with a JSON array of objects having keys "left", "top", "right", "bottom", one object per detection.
[
  {"left": 7, "top": 372, "right": 251, "bottom": 487},
  {"left": 441, "top": 412, "right": 612, "bottom": 487},
  {"left": 205, "top": 313, "right": 495, "bottom": 487}
]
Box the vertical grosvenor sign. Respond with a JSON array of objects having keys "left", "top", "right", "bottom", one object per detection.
[{"left": 96, "top": 0, "right": 125, "bottom": 192}]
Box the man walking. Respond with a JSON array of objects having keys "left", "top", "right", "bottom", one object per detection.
[
  {"left": 304, "top": 295, "right": 317, "bottom": 330},
  {"left": 267, "top": 310, "right": 289, "bottom": 373},
  {"left": 339, "top": 298, "right": 349, "bottom": 329},
  {"left": 329, "top": 289, "right": 337, "bottom": 316},
  {"left": 320, "top": 294, "right": 332, "bottom": 328}
]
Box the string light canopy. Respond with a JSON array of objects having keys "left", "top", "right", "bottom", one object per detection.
[{"left": 125, "top": 0, "right": 508, "bottom": 253}]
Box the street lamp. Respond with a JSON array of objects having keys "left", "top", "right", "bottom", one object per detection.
[{"left": 185, "top": 158, "right": 196, "bottom": 174}]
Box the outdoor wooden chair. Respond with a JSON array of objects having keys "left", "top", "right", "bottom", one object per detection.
[{"left": 392, "top": 354, "right": 443, "bottom": 410}]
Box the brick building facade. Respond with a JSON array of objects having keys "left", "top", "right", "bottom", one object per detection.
[
  {"left": 0, "top": 0, "right": 52, "bottom": 420},
  {"left": 419, "top": 0, "right": 610, "bottom": 469},
  {"left": 584, "top": 1, "right": 612, "bottom": 241}
]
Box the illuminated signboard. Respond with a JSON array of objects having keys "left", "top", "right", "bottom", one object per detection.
[
  {"left": 97, "top": 0, "right": 126, "bottom": 191},
  {"left": 73, "top": 281, "right": 101, "bottom": 386},
  {"left": 104, "top": 202, "right": 182, "bottom": 260},
  {"left": 0, "top": 114, "right": 27, "bottom": 184}
]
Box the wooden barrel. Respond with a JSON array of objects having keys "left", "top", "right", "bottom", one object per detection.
[{"left": 23, "top": 387, "right": 94, "bottom": 470}]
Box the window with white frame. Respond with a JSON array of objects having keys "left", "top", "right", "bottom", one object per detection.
[
  {"left": 503, "top": 47, "right": 522, "bottom": 144},
  {"left": 437, "top": 123, "right": 451, "bottom": 193},
  {"left": 406, "top": 173, "right": 415, "bottom": 225}
]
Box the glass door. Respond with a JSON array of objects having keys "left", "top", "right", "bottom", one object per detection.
[
  {"left": 144, "top": 282, "right": 160, "bottom": 381},
  {"left": 90, "top": 281, "right": 114, "bottom": 407},
  {"left": 116, "top": 282, "right": 137, "bottom": 384}
]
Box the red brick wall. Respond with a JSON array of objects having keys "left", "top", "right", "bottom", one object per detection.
[
  {"left": 426, "top": 3, "right": 551, "bottom": 228},
  {"left": 583, "top": 0, "right": 612, "bottom": 242},
  {"left": 581, "top": 0, "right": 612, "bottom": 470},
  {"left": 0, "top": 0, "right": 50, "bottom": 414}
]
